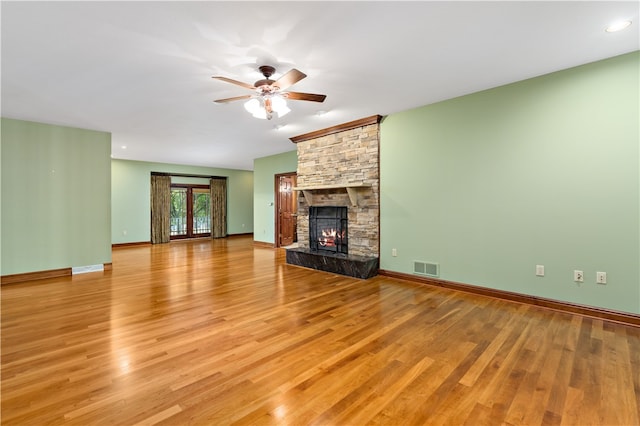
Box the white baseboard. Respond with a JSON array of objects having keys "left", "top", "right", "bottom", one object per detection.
[{"left": 72, "top": 264, "right": 104, "bottom": 275}]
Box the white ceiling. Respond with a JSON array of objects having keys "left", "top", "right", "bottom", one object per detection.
[{"left": 2, "top": 1, "right": 638, "bottom": 171}]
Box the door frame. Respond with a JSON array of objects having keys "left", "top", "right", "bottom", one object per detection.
[{"left": 274, "top": 172, "right": 297, "bottom": 248}]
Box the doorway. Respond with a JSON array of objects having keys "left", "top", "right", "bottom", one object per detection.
[
  {"left": 275, "top": 172, "right": 297, "bottom": 247},
  {"left": 170, "top": 184, "right": 211, "bottom": 239}
]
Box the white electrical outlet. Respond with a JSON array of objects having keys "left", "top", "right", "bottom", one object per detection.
[
  {"left": 574, "top": 270, "right": 584, "bottom": 282},
  {"left": 596, "top": 271, "right": 607, "bottom": 284},
  {"left": 392, "top": 248, "right": 397, "bottom": 257},
  {"left": 536, "top": 265, "right": 544, "bottom": 277}
]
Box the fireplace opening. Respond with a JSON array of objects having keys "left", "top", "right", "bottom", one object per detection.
[{"left": 309, "top": 206, "right": 348, "bottom": 255}]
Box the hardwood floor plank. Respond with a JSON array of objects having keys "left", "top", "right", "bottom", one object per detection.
[
  {"left": 608, "top": 327, "right": 640, "bottom": 425},
  {"left": 334, "top": 354, "right": 434, "bottom": 425},
  {"left": 504, "top": 310, "right": 564, "bottom": 425},
  {"left": 132, "top": 404, "right": 182, "bottom": 426},
  {"left": 2, "top": 236, "right": 639, "bottom": 425},
  {"left": 539, "top": 315, "right": 583, "bottom": 422},
  {"left": 459, "top": 304, "right": 526, "bottom": 387}
]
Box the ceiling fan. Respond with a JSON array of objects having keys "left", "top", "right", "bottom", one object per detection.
[{"left": 213, "top": 65, "right": 327, "bottom": 120}]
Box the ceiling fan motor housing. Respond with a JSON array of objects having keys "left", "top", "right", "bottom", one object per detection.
[
  {"left": 255, "top": 65, "right": 277, "bottom": 90},
  {"left": 258, "top": 65, "right": 276, "bottom": 78}
]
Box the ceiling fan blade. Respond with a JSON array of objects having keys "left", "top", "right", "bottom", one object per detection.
[
  {"left": 274, "top": 69, "right": 306, "bottom": 91},
  {"left": 284, "top": 91, "right": 327, "bottom": 103},
  {"left": 214, "top": 95, "right": 252, "bottom": 103},
  {"left": 212, "top": 76, "right": 255, "bottom": 90}
]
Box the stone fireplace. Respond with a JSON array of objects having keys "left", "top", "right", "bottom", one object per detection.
[{"left": 285, "top": 115, "right": 381, "bottom": 279}]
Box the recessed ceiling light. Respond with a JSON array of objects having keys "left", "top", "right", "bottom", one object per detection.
[
  {"left": 121, "top": 145, "right": 127, "bottom": 149},
  {"left": 605, "top": 20, "right": 632, "bottom": 32}
]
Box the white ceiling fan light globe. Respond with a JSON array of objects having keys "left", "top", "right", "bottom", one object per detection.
[
  {"left": 244, "top": 98, "right": 259, "bottom": 113},
  {"left": 271, "top": 95, "right": 291, "bottom": 118},
  {"left": 244, "top": 98, "right": 268, "bottom": 119}
]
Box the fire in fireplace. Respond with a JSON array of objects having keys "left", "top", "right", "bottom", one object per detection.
[{"left": 309, "top": 206, "right": 348, "bottom": 255}]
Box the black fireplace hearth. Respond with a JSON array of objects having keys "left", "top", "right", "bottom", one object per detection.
[
  {"left": 285, "top": 248, "right": 378, "bottom": 279},
  {"left": 287, "top": 205, "right": 377, "bottom": 279}
]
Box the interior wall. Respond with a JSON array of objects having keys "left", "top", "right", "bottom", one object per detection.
[
  {"left": 253, "top": 150, "right": 297, "bottom": 245},
  {"left": 1, "top": 118, "right": 112, "bottom": 275},
  {"left": 111, "top": 159, "right": 253, "bottom": 244},
  {"left": 380, "top": 51, "right": 640, "bottom": 314}
]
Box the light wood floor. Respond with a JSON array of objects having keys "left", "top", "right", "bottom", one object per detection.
[{"left": 2, "top": 236, "right": 639, "bottom": 425}]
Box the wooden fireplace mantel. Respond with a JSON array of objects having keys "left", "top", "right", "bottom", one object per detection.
[
  {"left": 292, "top": 183, "right": 372, "bottom": 207},
  {"left": 289, "top": 115, "right": 383, "bottom": 144}
]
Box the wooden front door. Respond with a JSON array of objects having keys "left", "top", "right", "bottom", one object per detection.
[{"left": 276, "top": 173, "right": 297, "bottom": 247}]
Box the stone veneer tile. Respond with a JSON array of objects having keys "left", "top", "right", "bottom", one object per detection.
[{"left": 296, "top": 121, "right": 380, "bottom": 258}]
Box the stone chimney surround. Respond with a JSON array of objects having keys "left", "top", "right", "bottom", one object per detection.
[{"left": 285, "top": 115, "right": 382, "bottom": 279}]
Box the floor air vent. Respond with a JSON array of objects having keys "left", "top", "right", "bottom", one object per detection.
[{"left": 413, "top": 261, "right": 439, "bottom": 277}]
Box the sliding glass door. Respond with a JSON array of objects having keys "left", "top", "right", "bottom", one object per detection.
[{"left": 170, "top": 184, "right": 211, "bottom": 239}]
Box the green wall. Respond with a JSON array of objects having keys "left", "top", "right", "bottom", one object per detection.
[
  {"left": 111, "top": 159, "right": 253, "bottom": 244},
  {"left": 253, "top": 150, "right": 298, "bottom": 244},
  {"left": 1, "top": 118, "right": 112, "bottom": 275},
  {"left": 380, "top": 51, "right": 640, "bottom": 314}
]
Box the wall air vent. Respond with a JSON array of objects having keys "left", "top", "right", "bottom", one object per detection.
[{"left": 413, "top": 261, "right": 439, "bottom": 277}]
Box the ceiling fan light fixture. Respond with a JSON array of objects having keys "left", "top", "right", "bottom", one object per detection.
[
  {"left": 244, "top": 95, "right": 290, "bottom": 120},
  {"left": 214, "top": 65, "right": 326, "bottom": 120}
]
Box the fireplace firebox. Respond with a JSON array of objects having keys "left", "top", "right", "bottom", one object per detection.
[{"left": 309, "top": 206, "right": 348, "bottom": 255}]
